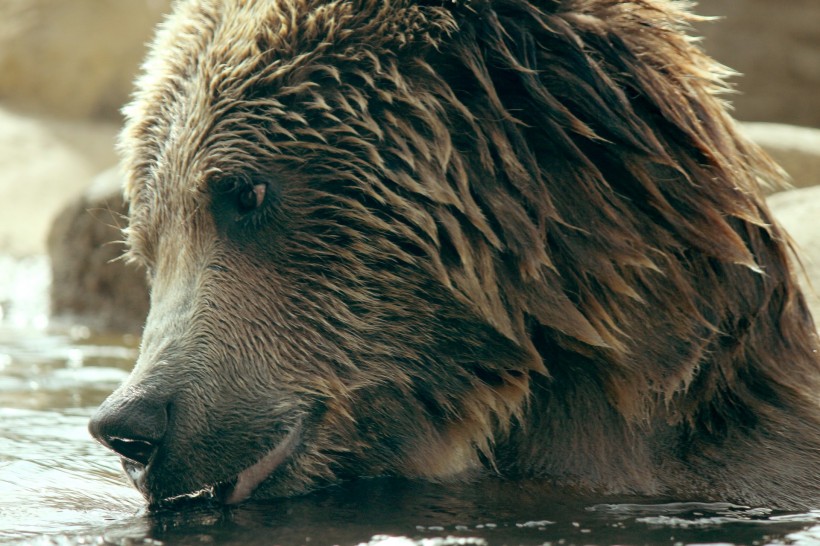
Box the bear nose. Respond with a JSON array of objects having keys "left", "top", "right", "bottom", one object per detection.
[{"left": 88, "top": 389, "right": 169, "bottom": 467}]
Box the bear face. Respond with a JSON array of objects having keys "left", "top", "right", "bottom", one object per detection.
[{"left": 89, "top": 0, "right": 820, "bottom": 509}]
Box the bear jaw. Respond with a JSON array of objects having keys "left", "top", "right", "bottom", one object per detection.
[{"left": 220, "top": 423, "right": 302, "bottom": 505}]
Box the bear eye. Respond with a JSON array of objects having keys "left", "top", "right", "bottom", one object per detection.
[
  {"left": 237, "top": 182, "right": 267, "bottom": 213},
  {"left": 211, "top": 176, "right": 279, "bottom": 232}
]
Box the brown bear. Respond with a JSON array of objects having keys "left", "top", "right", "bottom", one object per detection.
[{"left": 89, "top": 0, "right": 820, "bottom": 510}]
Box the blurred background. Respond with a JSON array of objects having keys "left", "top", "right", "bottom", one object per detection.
[{"left": 0, "top": 0, "right": 818, "bottom": 331}]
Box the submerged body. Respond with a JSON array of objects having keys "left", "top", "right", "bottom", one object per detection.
[{"left": 90, "top": 0, "right": 820, "bottom": 509}]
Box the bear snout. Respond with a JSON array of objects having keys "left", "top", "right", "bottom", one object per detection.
[{"left": 88, "top": 386, "right": 170, "bottom": 471}]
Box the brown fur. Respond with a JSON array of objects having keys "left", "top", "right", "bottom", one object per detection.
[{"left": 90, "top": 0, "right": 820, "bottom": 509}]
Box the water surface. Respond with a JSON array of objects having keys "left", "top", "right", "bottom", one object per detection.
[{"left": 1, "top": 255, "right": 818, "bottom": 545}]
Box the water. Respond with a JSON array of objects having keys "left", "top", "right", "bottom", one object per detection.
[{"left": 0, "top": 255, "right": 818, "bottom": 546}]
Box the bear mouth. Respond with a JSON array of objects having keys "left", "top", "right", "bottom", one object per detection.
[
  {"left": 128, "top": 424, "right": 302, "bottom": 507},
  {"left": 215, "top": 424, "right": 302, "bottom": 505}
]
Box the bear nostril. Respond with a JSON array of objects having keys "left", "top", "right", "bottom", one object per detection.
[
  {"left": 108, "top": 437, "right": 158, "bottom": 466},
  {"left": 88, "top": 388, "right": 170, "bottom": 468}
]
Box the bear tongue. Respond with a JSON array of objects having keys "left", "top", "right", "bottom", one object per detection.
[{"left": 223, "top": 426, "right": 301, "bottom": 505}]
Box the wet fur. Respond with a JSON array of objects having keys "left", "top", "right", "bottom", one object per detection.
[{"left": 111, "top": 0, "right": 820, "bottom": 508}]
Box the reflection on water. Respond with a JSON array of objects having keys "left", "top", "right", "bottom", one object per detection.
[
  {"left": 0, "top": 255, "right": 144, "bottom": 543},
  {"left": 0, "top": 254, "right": 818, "bottom": 546}
]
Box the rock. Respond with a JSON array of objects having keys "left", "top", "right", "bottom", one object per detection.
[
  {"left": 768, "top": 185, "right": 820, "bottom": 323},
  {"left": 0, "top": 0, "right": 171, "bottom": 121},
  {"left": 695, "top": 0, "right": 820, "bottom": 127},
  {"left": 47, "top": 168, "right": 149, "bottom": 334},
  {"left": 742, "top": 123, "right": 820, "bottom": 190},
  {"left": 0, "top": 107, "right": 119, "bottom": 256}
]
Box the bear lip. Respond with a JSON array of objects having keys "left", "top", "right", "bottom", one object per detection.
[{"left": 220, "top": 424, "right": 302, "bottom": 505}]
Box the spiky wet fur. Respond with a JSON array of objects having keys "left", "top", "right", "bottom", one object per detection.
[{"left": 110, "top": 0, "right": 820, "bottom": 509}]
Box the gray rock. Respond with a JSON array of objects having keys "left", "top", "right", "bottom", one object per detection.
[
  {"left": 768, "top": 185, "right": 820, "bottom": 323},
  {"left": 0, "top": 107, "right": 119, "bottom": 256},
  {"left": 47, "top": 168, "right": 149, "bottom": 334},
  {"left": 743, "top": 123, "right": 820, "bottom": 191},
  {"left": 0, "top": 0, "right": 171, "bottom": 121}
]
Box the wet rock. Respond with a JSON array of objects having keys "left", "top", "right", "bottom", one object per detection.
[
  {"left": 742, "top": 123, "right": 820, "bottom": 191},
  {"left": 768, "top": 185, "right": 820, "bottom": 322},
  {"left": 0, "top": 107, "right": 119, "bottom": 256},
  {"left": 47, "top": 168, "right": 149, "bottom": 334},
  {"left": 0, "top": 0, "right": 171, "bottom": 121}
]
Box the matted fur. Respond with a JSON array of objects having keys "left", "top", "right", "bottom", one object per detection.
[{"left": 91, "top": 0, "right": 820, "bottom": 509}]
